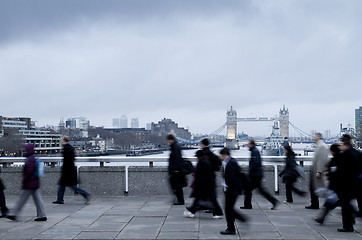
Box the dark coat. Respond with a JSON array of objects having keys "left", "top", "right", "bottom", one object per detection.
[
  {"left": 203, "top": 147, "right": 222, "bottom": 172},
  {"left": 224, "top": 157, "right": 243, "bottom": 196},
  {"left": 23, "top": 155, "right": 40, "bottom": 190},
  {"left": 60, "top": 143, "right": 78, "bottom": 186},
  {"left": 336, "top": 148, "right": 360, "bottom": 199},
  {"left": 248, "top": 146, "right": 263, "bottom": 177},
  {"left": 22, "top": 144, "right": 39, "bottom": 190},
  {"left": 168, "top": 142, "right": 183, "bottom": 174},
  {"left": 280, "top": 154, "right": 299, "bottom": 182},
  {"left": 327, "top": 153, "right": 341, "bottom": 192},
  {"left": 191, "top": 156, "right": 214, "bottom": 199},
  {"left": 0, "top": 168, "right": 5, "bottom": 190},
  {"left": 168, "top": 142, "right": 187, "bottom": 189}
]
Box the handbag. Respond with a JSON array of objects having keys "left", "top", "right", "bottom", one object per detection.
[
  {"left": 180, "top": 159, "right": 193, "bottom": 175},
  {"left": 295, "top": 165, "right": 306, "bottom": 179}
]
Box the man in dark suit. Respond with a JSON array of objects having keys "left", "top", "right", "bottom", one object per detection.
[
  {"left": 53, "top": 136, "right": 90, "bottom": 204},
  {"left": 167, "top": 134, "right": 187, "bottom": 205},
  {"left": 219, "top": 148, "right": 247, "bottom": 235},
  {"left": 241, "top": 140, "right": 279, "bottom": 210},
  {"left": 336, "top": 135, "right": 360, "bottom": 232}
]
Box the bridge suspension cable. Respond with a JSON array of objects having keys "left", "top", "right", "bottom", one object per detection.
[
  {"left": 176, "top": 122, "right": 227, "bottom": 144},
  {"left": 289, "top": 121, "right": 312, "bottom": 137}
]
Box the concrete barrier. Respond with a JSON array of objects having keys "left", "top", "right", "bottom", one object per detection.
[{"left": 1, "top": 165, "right": 312, "bottom": 197}]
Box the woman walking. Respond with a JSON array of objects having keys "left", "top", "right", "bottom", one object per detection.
[
  {"left": 279, "top": 145, "right": 306, "bottom": 203},
  {"left": 7, "top": 144, "right": 47, "bottom": 221}
]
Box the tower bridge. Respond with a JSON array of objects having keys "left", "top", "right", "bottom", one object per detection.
[
  {"left": 226, "top": 105, "right": 289, "bottom": 149},
  {"left": 176, "top": 106, "right": 311, "bottom": 147}
]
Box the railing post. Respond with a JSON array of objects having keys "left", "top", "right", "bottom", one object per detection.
[
  {"left": 100, "top": 162, "right": 104, "bottom": 167},
  {"left": 124, "top": 166, "right": 129, "bottom": 195},
  {"left": 299, "top": 161, "right": 304, "bottom": 167},
  {"left": 51, "top": 162, "right": 56, "bottom": 168},
  {"left": 149, "top": 161, "right": 153, "bottom": 168},
  {"left": 273, "top": 163, "right": 279, "bottom": 193}
]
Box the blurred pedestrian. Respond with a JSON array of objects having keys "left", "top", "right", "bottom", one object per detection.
[
  {"left": 219, "top": 148, "right": 247, "bottom": 235},
  {"left": 241, "top": 140, "right": 279, "bottom": 210},
  {"left": 279, "top": 145, "right": 306, "bottom": 203},
  {"left": 53, "top": 136, "right": 90, "bottom": 205},
  {"left": 200, "top": 138, "right": 223, "bottom": 218},
  {"left": 167, "top": 134, "right": 187, "bottom": 205},
  {"left": 314, "top": 144, "right": 341, "bottom": 224},
  {"left": 0, "top": 168, "right": 8, "bottom": 218},
  {"left": 7, "top": 144, "right": 47, "bottom": 221},
  {"left": 305, "top": 133, "right": 330, "bottom": 209},
  {"left": 184, "top": 150, "right": 216, "bottom": 218},
  {"left": 335, "top": 134, "right": 360, "bottom": 232}
]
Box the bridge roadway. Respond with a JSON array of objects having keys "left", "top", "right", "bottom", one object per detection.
[{"left": 0, "top": 195, "right": 361, "bottom": 240}]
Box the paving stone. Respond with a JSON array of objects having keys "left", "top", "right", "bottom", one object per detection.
[
  {"left": 74, "top": 231, "right": 119, "bottom": 239},
  {"left": 157, "top": 231, "right": 199, "bottom": 239}
]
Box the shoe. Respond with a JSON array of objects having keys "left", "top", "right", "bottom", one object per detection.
[
  {"left": 305, "top": 205, "right": 319, "bottom": 209},
  {"left": 52, "top": 201, "right": 64, "bottom": 204},
  {"left": 85, "top": 194, "right": 91, "bottom": 204},
  {"left": 183, "top": 210, "right": 195, "bottom": 218},
  {"left": 6, "top": 215, "right": 16, "bottom": 221},
  {"left": 220, "top": 229, "right": 236, "bottom": 235},
  {"left": 34, "top": 217, "right": 47, "bottom": 221},
  {"left": 314, "top": 218, "right": 324, "bottom": 224},
  {"left": 212, "top": 215, "right": 223, "bottom": 219},
  {"left": 356, "top": 210, "right": 362, "bottom": 218},
  {"left": 205, "top": 209, "right": 214, "bottom": 213},
  {"left": 271, "top": 200, "right": 280, "bottom": 210},
  {"left": 0, "top": 214, "right": 6, "bottom": 218},
  {"left": 173, "top": 201, "right": 184, "bottom": 205},
  {"left": 337, "top": 228, "right": 354, "bottom": 232},
  {"left": 240, "top": 206, "right": 252, "bottom": 209}
]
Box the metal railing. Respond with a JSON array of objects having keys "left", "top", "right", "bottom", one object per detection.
[{"left": 0, "top": 156, "right": 314, "bottom": 194}]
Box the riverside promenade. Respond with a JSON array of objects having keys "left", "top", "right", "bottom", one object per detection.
[{"left": 0, "top": 195, "right": 361, "bottom": 240}]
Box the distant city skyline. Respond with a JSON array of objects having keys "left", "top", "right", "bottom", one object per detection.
[{"left": 1, "top": 1, "right": 361, "bottom": 137}]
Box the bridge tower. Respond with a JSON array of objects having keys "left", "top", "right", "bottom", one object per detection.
[
  {"left": 279, "top": 105, "right": 289, "bottom": 138},
  {"left": 225, "top": 106, "right": 239, "bottom": 149}
]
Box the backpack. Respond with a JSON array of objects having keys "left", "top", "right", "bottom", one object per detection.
[
  {"left": 208, "top": 152, "right": 222, "bottom": 172},
  {"left": 35, "top": 158, "right": 45, "bottom": 178}
]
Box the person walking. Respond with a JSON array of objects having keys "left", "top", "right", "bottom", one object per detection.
[
  {"left": 184, "top": 150, "right": 217, "bottom": 218},
  {"left": 335, "top": 134, "right": 360, "bottom": 232},
  {"left": 167, "top": 134, "right": 187, "bottom": 205},
  {"left": 279, "top": 145, "right": 306, "bottom": 203},
  {"left": 0, "top": 168, "right": 8, "bottom": 218},
  {"left": 241, "top": 140, "right": 279, "bottom": 210},
  {"left": 219, "top": 148, "right": 247, "bottom": 235},
  {"left": 200, "top": 138, "right": 223, "bottom": 218},
  {"left": 314, "top": 144, "right": 341, "bottom": 224},
  {"left": 53, "top": 136, "right": 90, "bottom": 205},
  {"left": 305, "top": 133, "right": 330, "bottom": 209},
  {"left": 7, "top": 144, "right": 47, "bottom": 221}
]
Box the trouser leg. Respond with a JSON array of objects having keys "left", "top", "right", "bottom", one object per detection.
[
  {"left": 341, "top": 198, "right": 355, "bottom": 230},
  {"left": 309, "top": 184, "right": 319, "bottom": 207},
  {"left": 188, "top": 198, "right": 200, "bottom": 214},
  {"left": 285, "top": 180, "right": 293, "bottom": 202},
  {"left": 257, "top": 180, "right": 277, "bottom": 205},
  {"left": 9, "top": 190, "right": 32, "bottom": 216},
  {"left": 210, "top": 189, "right": 223, "bottom": 216},
  {"left": 243, "top": 179, "right": 254, "bottom": 207},
  {"left": 175, "top": 187, "right": 184, "bottom": 204},
  {"left": 70, "top": 185, "right": 89, "bottom": 198},
  {"left": 225, "top": 192, "right": 236, "bottom": 231},
  {"left": 0, "top": 190, "right": 8, "bottom": 215},
  {"left": 32, "top": 189, "right": 46, "bottom": 218},
  {"left": 57, "top": 184, "right": 66, "bottom": 202}
]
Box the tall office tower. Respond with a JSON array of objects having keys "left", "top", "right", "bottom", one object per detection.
[
  {"left": 120, "top": 115, "right": 128, "bottom": 128},
  {"left": 112, "top": 118, "right": 120, "bottom": 128},
  {"left": 131, "top": 118, "right": 139, "bottom": 128}
]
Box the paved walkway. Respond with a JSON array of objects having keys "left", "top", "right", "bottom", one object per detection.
[{"left": 0, "top": 195, "right": 361, "bottom": 240}]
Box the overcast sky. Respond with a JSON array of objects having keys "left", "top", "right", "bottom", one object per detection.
[{"left": 0, "top": 0, "right": 361, "bottom": 137}]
